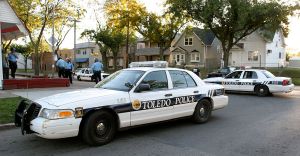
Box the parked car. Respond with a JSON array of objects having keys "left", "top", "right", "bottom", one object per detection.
[
  {"left": 74, "top": 68, "right": 109, "bottom": 81},
  {"left": 204, "top": 69, "right": 294, "bottom": 96},
  {"left": 206, "top": 67, "right": 236, "bottom": 78},
  {"left": 15, "top": 61, "right": 228, "bottom": 146}
]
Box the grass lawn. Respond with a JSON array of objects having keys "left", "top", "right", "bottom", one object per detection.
[{"left": 0, "top": 97, "right": 23, "bottom": 124}]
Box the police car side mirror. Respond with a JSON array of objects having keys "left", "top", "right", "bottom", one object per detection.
[{"left": 135, "top": 83, "right": 151, "bottom": 92}]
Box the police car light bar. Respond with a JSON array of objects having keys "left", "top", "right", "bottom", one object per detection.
[{"left": 129, "top": 61, "right": 168, "bottom": 68}]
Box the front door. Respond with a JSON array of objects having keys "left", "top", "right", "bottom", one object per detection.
[
  {"left": 223, "top": 71, "right": 244, "bottom": 91},
  {"left": 130, "top": 70, "right": 174, "bottom": 126}
]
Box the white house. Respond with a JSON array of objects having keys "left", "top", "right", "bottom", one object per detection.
[
  {"left": 0, "top": 0, "right": 27, "bottom": 89},
  {"left": 227, "top": 29, "right": 286, "bottom": 68},
  {"left": 15, "top": 53, "right": 32, "bottom": 69}
]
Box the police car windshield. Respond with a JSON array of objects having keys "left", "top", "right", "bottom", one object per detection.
[
  {"left": 95, "top": 70, "right": 145, "bottom": 91},
  {"left": 262, "top": 71, "right": 275, "bottom": 78}
]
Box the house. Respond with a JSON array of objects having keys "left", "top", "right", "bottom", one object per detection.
[
  {"left": 75, "top": 42, "right": 101, "bottom": 68},
  {"left": 227, "top": 29, "right": 286, "bottom": 68},
  {"left": 135, "top": 39, "right": 170, "bottom": 62},
  {"left": 289, "top": 57, "right": 300, "bottom": 68},
  {"left": 0, "top": 0, "right": 28, "bottom": 89},
  {"left": 170, "top": 28, "right": 221, "bottom": 69},
  {"left": 107, "top": 44, "right": 136, "bottom": 69},
  {"left": 15, "top": 52, "right": 32, "bottom": 69}
]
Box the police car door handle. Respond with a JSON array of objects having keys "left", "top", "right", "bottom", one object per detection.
[
  {"left": 193, "top": 91, "right": 199, "bottom": 93},
  {"left": 165, "top": 94, "right": 172, "bottom": 97}
]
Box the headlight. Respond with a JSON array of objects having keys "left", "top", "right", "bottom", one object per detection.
[
  {"left": 40, "top": 109, "right": 74, "bottom": 120},
  {"left": 214, "top": 88, "right": 225, "bottom": 96}
]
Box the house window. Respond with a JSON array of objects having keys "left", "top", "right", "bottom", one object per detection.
[
  {"left": 184, "top": 37, "right": 193, "bottom": 46},
  {"left": 173, "top": 54, "right": 185, "bottom": 64},
  {"left": 83, "top": 51, "right": 87, "bottom": 55},
  {"left": 217, "top": 45, "right": 221, "bottom": 53},
  {"left": 248, "top": 51, "right": 259, "bottom": 61},
  {"left": 190, "top": 53, "right": 200, "bottom": 62},
  {"left": 91, "top": 49, "right": 94, "bottom": 54},
  {"left": 279, "top": 52, "right": 282, "bottom": 59},
  {"left": 267, "top": 50, "right": 272, "bottom": 54}
]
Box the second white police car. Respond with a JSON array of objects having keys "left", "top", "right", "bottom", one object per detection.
[
  {"left": 204, "top": 69, "right": 294, "bottom": 96},
  {"left": 15, "top": 61, "right": 228, "bottom": 146}
]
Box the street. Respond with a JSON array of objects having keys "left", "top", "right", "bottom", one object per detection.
[{"left": 0, "top": 88, "right": 300, "bottom": 156}]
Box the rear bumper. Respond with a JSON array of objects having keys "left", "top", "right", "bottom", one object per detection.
[
  {"left": 30, "top": 117, "right": 81, "bottom": 139},
  {"left": 269, "top": 84, "right": 295, "bottom": 93},
  {"left": 212, "top": 95, "right": 228, "bottom": 110}
]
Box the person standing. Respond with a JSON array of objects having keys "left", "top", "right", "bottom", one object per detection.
[
  {"left": 91, "top": 58, "right": 103, "bottom": 84},
  {"left": 64, "top": 58, "right": 74, "bottom": 84},
  {"left": 56, "top": 57, "right": 66, "bottom": 78},
  {"left": 8, "top": 48, "right": 18, "bottom": 79}
]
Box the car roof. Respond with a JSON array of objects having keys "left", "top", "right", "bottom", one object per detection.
[
  {"left": 124, "top": 67, "right": 190, "bottom": 72},
  {"left": 235, "top": 69, "right": 266, "bottom": 72}
]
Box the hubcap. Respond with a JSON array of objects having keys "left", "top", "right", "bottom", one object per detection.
[
  {"left": 260, "top": 88, "right": 264, "bottom": 93},
  {"left": 199, "top": 107, "right": 205, "bottom": 116},
  {"left": 96, "top": 122, "right": 106, "bottom": 135}
]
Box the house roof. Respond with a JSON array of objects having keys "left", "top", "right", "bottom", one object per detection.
[
  {"left": 193, "top": 28, "right": 215, "bottom": 45},
  {"left": 136, "top": 47, "right": 169, "bottom": 56}
]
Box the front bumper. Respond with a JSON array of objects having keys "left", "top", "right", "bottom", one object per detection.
[
  {"left": 30, "top": 117, "right": 81, "bottom": 139},
  {"left": 212, "top": 95, "right": 228, "bottom": 110}
]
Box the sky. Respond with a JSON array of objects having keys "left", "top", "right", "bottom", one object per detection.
[{"left": 59, "top": 0, "right": 300, "bottom": 53}]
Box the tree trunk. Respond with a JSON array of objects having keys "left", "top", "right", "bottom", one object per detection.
[
  {"left": 34, "top": 46, "right": 39, "bottom": 76},
  {"left": 100, "top": 51, "right": 108, "bottom": 71},
  {"left": 159, "top": 46, "right": 164, "bottom": 61},
  {"left": 25, "top": 57, "right": 28, "bottom": 73},
  {"left": 113, "top": 53, "right": 117, "bottom": 71}
]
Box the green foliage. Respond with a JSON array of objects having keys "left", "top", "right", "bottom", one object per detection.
[
  {"left": 9, "top": 0, "right": 84, "bottom": 75},
  {"left": 136, "top": 12, "right": 186, "bottom": 60},
  {"left": 0, "top": 97, "right": 22, "bottom": 124},
  {"left": 167, "top": 0, "right": 299, "bottom": 66}
]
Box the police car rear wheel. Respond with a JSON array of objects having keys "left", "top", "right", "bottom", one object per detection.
[
  {"left": 82, "top": 111, "right": 116, "bottom": 146},
  {"left": 255, "top": 85, "right": 269, "bottom": 97},
  {"left": 192, "top": 99, "right": 212, "bottom": 124}
]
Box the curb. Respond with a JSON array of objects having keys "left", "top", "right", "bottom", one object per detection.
[{"left": 0, "top": 123, "right": 16, "bottom": 131}]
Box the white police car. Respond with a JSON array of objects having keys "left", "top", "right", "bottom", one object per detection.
[
  {"left": 15, "top": 61, "right": 228, "bottom": 146},
  {"left": 74, "top": 68, "right": 109, "bottom": 81},
  {"left": 204, "top": 69, "right": 294, "bottom": 96}
]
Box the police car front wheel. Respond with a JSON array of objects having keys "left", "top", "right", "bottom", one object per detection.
[
  {"left": 81, "top": 111, "right": 117, "bottom": 146},
  {"left": 192, "top": 99, "right": 212, "bottom": 124}
]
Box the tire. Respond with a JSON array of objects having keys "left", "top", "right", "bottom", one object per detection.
[
  {"left": 255, "top": 85, "right": 270, "bottom": 97},
  {"left": 192, "top": 99, "right": 212, "bottom": 124},
  {"left": 81, "top": 111, "right": 117, "bottom": 146},
  {"left": 77, "top": 76, "right": 81, "bottom": 81}
]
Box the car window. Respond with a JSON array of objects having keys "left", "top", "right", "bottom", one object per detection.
[
  {"left": 225, "top": 71, "right": 243, "bottom": 79},
  {"left": 262, "top": 71, "right": 275, "bottom": 78},
  {"left": 95, "top": 70, "right": 145, "bottom": 91},
  {"left": 243, "top": 71, "right": 258, "bottom": 79},
  {"left": 85, "top": 70, "right": 89, "bottom": 74},
  {"left": 141, "top": 70, "right": 168, "bottom": 90},
  {"left": 169, "top": 70, "right": 188, "bottom": 88},
  {"left": 81, "top": 69, "right": 84, "bottom": 73},
  {"left": 183, "top": 72, "right": 197, "bottom": 87}
]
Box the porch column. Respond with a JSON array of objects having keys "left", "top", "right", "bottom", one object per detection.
[{"left": 0, "top": 22, "right": 3, "bottom": 89}]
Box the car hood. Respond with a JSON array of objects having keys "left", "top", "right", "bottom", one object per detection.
[{"left": 35, "top": 88, "right": 125, "bottom": 107}]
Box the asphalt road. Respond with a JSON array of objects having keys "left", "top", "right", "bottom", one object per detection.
[{"left": 1, "top": 90, "right": 300, "bottom": 156}]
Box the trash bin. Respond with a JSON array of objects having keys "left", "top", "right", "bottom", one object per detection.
[
  {"left": 192, "top": 68, "right": 201, "bottom": 77},
  {"left": 3, "top": 67, "right": 9, "bottom": 79}
]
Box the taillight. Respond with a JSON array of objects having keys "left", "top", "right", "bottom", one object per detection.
[{"left": 282, "top": 80, "right": 289, "bottom": 86}]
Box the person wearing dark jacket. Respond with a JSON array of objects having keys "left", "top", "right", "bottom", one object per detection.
[{"left": 8, "top": 48, "right": 18, "bottom": 79}]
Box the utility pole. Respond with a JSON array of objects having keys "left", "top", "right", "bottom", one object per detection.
[{"left": 74, "top": 20, "right": 77, "bottom": 69}]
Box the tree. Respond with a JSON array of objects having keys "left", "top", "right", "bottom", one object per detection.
[
  {"left": 104, "top": 0, "right": 147, "bottom": 67},
  {"left": 136, "top": 12, "right": 186, "bottom": 60},
  {"left": 9, "top": 0, "right": 83, "bottom": 75},
  {"left": 81, "top": 26, "right": 127, "bottom": 70},
  {"left": 167, "top": 0, "right": 299, "bottom": 66},
  {"left": 1, "top": 40, "right": 13, "bottom": 54}
]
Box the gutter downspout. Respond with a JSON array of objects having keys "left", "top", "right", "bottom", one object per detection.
[{"left": 0, "top": 23, "right": 3, "bottom": 89}]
